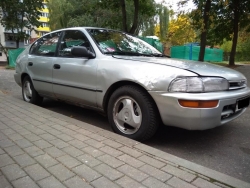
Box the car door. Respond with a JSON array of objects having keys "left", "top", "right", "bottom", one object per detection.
[
  {"left": 28, "top": 31, "right": 62, "bottom": 97},
  {"left": 52, "top": 30, "right": 98, "bottom": 107}
]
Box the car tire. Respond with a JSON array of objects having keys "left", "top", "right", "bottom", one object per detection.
[
  {"left": 22, "top": 76, "right": 43, "bottom": 105},
  {"left": 107, "top": 85, "right": 159, "bottom": 141}
]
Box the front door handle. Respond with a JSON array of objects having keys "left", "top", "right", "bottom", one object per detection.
[
  {"left": 53, "top": 64, "right": 61, "bottom": 69},
  {"left": 28, "top": 62, "right": 33, "bottom": 66}
]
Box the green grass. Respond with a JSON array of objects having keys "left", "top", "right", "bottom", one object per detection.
[
  {"left": 5, "top": 65, "right": 15, "bottom": 70},
  {"left": 210, "top": 61, "right": 250, "bottom": 65},
  {"left": 235, "top": 61, "right": 250, "bottom": 64},
  {"left": 208, "top": 61, "right": 250, "bottom": 68}
]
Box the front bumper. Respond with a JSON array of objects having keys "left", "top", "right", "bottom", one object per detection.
[{"left": 149, "top": 87, "right": 250, "bottom": 130}]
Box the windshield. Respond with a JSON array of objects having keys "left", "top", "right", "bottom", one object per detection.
[{"left": 87, "top": 29, "right": 162, "bottom": 56}]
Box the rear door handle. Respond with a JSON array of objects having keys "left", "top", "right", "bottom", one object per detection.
[
  {"left": 53, "top": 64, "right": 61, "bottom": 69},
  {"left": 28, "top": 62, "right": 33, "bottom": 66}
]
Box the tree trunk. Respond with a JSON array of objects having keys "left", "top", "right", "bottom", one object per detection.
[
  {"left": 129, "top": 0, "right": 139, "bottom": 34},
  {"left": 0, "top": 42, "right": 9, "bottom": 65},
  {"left": 120, "top": 0, "right": 128, "bottom": 32},
  {"left": 198, "top": 0, "right": 211, "bottom": 62},
  {"left": 229, "top": 1, "right": 239, "bottom": 66},
  {"left": 16, "top": 39, "right": 20, "bottom": 48}
]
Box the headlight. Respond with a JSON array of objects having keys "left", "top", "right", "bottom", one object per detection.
[{"left": 169, "top": 77, "right": 229, "bottom": 93}]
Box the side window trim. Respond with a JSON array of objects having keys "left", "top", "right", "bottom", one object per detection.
[{"left": 55, "top": 31, "right": 65, "bottom": 57}]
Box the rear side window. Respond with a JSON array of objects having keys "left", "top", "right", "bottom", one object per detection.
[{"left": 30, "top": 32, "right": 61, "bottom": 56}]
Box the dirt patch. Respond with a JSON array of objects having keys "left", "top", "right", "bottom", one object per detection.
[
  {"left": 0, "top": 65, "right": 15, "bottom": 70},
  {"left": 1, "top": 90, "right": 9, "bottom": 94}
]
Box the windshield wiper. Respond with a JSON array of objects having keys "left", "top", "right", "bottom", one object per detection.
[
  {"left": 149, "top": 53, "right": 171, "bottom": 58},
  {"left": 104, "top": 51, "right": 154, "bottom": 57}
]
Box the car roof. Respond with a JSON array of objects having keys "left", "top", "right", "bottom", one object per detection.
[{"left": 52, "top": 27, "right": 122, "bottom": 33}]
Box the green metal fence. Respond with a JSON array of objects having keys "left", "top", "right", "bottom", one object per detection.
[
  {"left": 139, "top": 37, "right": 163, "bottom": 53},
  {"left": 8, "top": 48, "right": 25, "bottom": 67},
  {"left": 171, "top": 45, "right": 223, "bottom": 62}
]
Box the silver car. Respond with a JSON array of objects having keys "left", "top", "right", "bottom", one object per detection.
[{"left": 14, "top": 27, "right": 250, "bottom": 141}]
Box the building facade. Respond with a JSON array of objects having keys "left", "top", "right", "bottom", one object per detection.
[
  {"left": 31, "top": 0, "right": 51, "bottom": 39},
  {"left": 0, "top": 0, "right": 51, "bottom": 62}
]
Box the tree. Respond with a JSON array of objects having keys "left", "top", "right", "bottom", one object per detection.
[
  {"left": 47, "top": 0, "right": 73, "bottom": 30},
  {"left": 220, "top": 0, "right": 250, "bottom": 65},
  {"left": 164, "top": 14, "right": 196, "bottom": 45},
  {"left": 48, "top": 0, "right": 157, "bottom": 35},
  {"left": 157, "top": 4, "right": 169, "bottom": 42},
  {"left": 141, "top": 3, "right": 169, "bottom": 40},
  {"left": 192, "top": 0, "right": 212, "bottom": 61},
  {"left": 0, "top": 0, "right": 44, "bottom": 48},
  {"left": 100, "top": 0, "right": 156, "bottom": 34},
  {"left": 191, "top": 0, "right": 250, "bottom": 65},
  {"left": 0, "top": 42, "right": 8, "bottom": 63}
]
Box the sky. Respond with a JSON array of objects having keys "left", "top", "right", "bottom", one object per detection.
[{"left": 155, "top": 0, "right": 195, "bottom": 13}]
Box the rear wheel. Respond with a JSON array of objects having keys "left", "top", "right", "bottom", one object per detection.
[
  {"left": 22, "top": 76, "right": 43, "bottom": 105},
  {"left": 107, "top": 85, "right": 159, "bottom": 141}
]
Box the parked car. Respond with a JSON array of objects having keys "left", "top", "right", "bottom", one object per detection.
[{"left": 14, "top": 27, "right": 250, "bottom": 141}]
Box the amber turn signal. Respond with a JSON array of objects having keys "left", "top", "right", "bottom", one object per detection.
[{"left": 178, "top": 100, "right": 219, "bottom": 108}]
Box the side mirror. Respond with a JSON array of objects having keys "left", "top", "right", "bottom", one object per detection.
[{"left": 71, "top": 46, "right": 95, "bottom": 59}]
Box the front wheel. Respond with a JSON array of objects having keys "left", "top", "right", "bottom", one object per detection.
[
  {"left": 22, "top": 76, "right": 43, "bottom": 105},
  {"left": 107, "top": 85, "right": 159, "bottom": 141}
]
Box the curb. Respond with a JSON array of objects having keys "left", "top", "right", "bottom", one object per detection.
[
  {"left": 134, "top": 144, "right": 250, "bottom": 188},
  {"left": 4, "top": 95, "right": 250, "bottom": 188}
]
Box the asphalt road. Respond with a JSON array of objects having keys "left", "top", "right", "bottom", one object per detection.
[{"left": 0, "top": 65, "right": 250, "bottom": 182}]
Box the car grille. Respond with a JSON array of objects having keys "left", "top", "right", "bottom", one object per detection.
[{"left": 229, "top": 80, "right": 247, "bottom": 90}]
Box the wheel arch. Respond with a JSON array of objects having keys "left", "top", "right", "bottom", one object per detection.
[
  {"left": 21, "top": 73, "right": 30, "bottom": 84},
  {"left": 103, "top": 81, "right": 162, "bottom": 123}
]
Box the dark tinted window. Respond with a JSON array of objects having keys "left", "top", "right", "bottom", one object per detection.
[
  {"left": 30, "top": 32, "right": 61, "bottom": 56},
  {"left": 58, "top": 30, "right": 91, "bottom": 57}
]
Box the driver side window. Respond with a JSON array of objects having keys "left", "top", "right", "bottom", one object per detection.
[{"left": 58, "top": 30, "right": 91, "bottom": 57}]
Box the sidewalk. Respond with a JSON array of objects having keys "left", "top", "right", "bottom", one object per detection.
[{"left": 0, "top": 92, "right": 249, "bottom": 188}]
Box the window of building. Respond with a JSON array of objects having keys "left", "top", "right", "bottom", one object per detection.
[
  {"left": 23, "top": 30, "right": 30, "bottom": 45},
  {"left": 41, "top": 12, "right": 49, "bottom": 17},
  {"left": 4, "top": 33, "right": 16, "bottom": 41},
  {"left": 39, "top": 32, "right": 49, "bottom": 36},
  {"left": 42, "top": 3, "right": 47, "bottom": 9},
  {"left": 41, "top": 22, "right": 49, "bottom": 27}
]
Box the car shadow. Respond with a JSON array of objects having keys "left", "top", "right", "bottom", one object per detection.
[
  {"left": 41, "top": 98, "right": 226, "bottom": 150},
  {"left": 41, "top": 98, "right": 111, "bottom": 131}
]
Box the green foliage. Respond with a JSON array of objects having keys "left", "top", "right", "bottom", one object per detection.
[
  {"left": 48, "top": 0, "right": 158, "bottom": 35},
  {"left": 141, "top": 3, "right": 169, "bottom": 41},
  {"left": 158, "top": 4, "right": 169, "bottom": 42},
  {"left": 234, "top": 31, "right": 250, "bottom": 61},
  {"left": 0, "top": 0, "right": 44, "bottom": 48},
  {"left": 220, "top": 40, "right": 232, "bottom": 53},
  {"left": 164, "top": 14, "right": 196, "bottom": 45},
  {"left": 190, "top": 0, "right": 250, "bottom": 64},
  {"left": 47, "top": 0, "right": 73, "bottom": 30}
]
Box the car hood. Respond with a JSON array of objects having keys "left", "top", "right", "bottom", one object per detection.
[{"left": 113, "top": 56, "right": 246, "bottom": 81}]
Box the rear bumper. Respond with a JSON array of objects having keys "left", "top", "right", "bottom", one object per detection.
[{"left": 149, "top": 88, "right": 250, "bottom": 130}]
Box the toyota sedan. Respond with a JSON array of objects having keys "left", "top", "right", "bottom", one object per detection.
[{"left": 14, "top": 27, "right": 250, "bottom": 141}]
